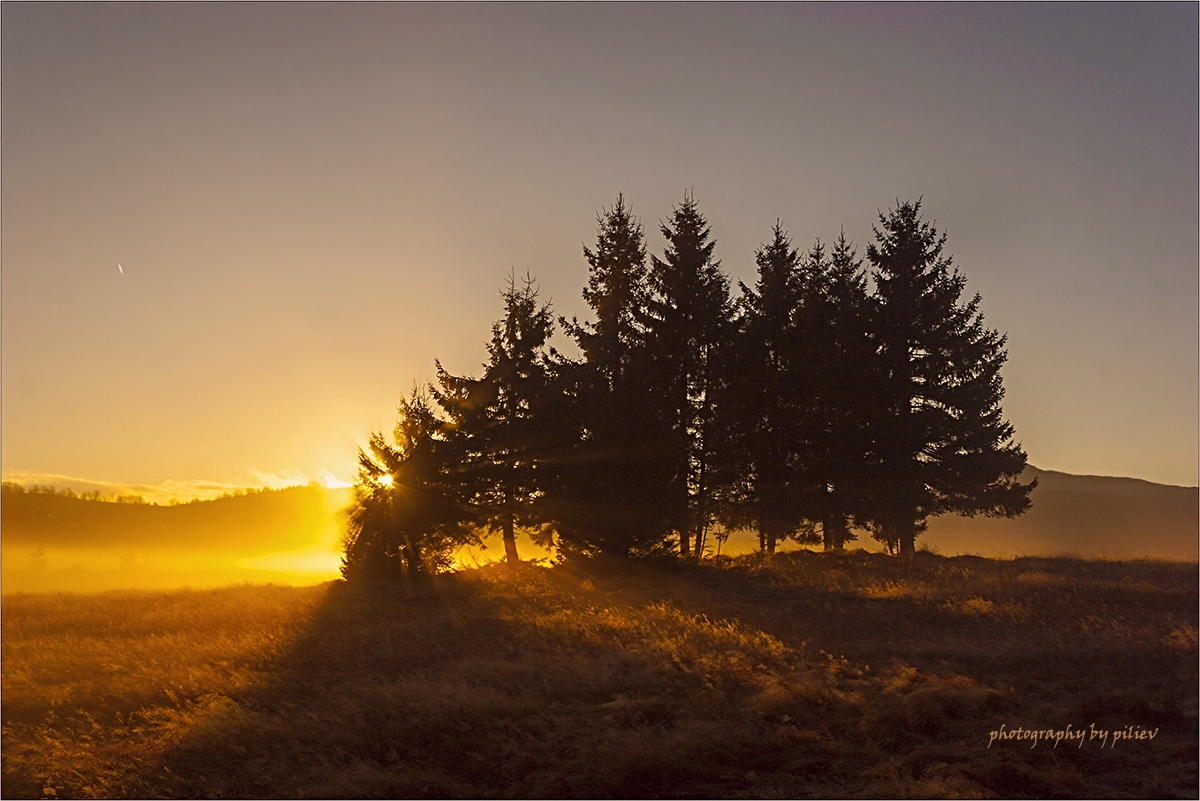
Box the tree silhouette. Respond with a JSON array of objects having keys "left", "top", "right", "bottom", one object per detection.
[
  {"left": 866, "top": 200, "right": 1034, "bottom": 555},
  {"left": 341, "top": 387, "right": 478, "bottom": 585},
  {"left": 794, "top": 232, "right": 877, "bottom": 550},
  {"left": 721, "top": 223, "right": 810, "bottom": 554},
  {"left": 567, "top": 193, "right": 653, "bottom": 384},
  {"left": 552, "top": 195, "right": 675, "bottom": 558},
  {"left": 434, "top": 272, "right": 556, "bottom": 570},
  {"left": 646, "top": 193, "right": 733, "bottom": 556},
  {"left": 342, "top": 194, "right": 1034, "bottom": 568}
]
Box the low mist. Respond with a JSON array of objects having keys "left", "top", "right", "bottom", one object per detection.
[{"left": 1, "top": 484, "right": 351, "bottom": 592}]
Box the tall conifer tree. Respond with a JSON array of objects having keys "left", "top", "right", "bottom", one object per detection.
[
  {"left": 866, "top": 200, "right": 1034, "bottom": 555},
  {"left": 434, "top": 272, "right": 555, "bottom": 569},
  {"left": 795, "top": 232, "right": 877, "bottom": 550},
  {"left": 553, "top": 196, "right": 674, "bottom": 558},
  {"left": 341, "top": 387, "right": 478, "bottom": 585},
  {"left": 647, "top": 193, "right": 733, "bottom": 556},
  {"left": 722, "top": 223, "right": 809, "bottom": 554},
  {"left": 567, "top": 194, "right": 652, "bottom": 385}
]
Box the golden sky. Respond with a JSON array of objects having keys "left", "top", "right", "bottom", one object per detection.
[{"left": 3, "top": 4, "right": 1197, "bottom": 495}]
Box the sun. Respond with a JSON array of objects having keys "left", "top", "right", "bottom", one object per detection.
[{"left": 377, "top": 475, "right": 394, "bottom": 488}]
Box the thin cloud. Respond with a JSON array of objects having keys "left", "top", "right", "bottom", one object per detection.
[
  {"left": 248, "top": 468, "right": 314, "bottom": 490},
  {"left": 1, "top": 468, "right": 352, "bottom": 504},
  {"left": 2, "top": 470, "right": 251, "bottom": 505}
]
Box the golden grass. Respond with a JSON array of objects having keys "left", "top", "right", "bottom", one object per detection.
[{"left": 3, "top": 552, "right": 1196, "bottom": 798}]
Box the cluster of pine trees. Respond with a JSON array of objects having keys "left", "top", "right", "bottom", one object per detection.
[{"left": 340, "top": 196, "right": 1034, "bottom": 583}]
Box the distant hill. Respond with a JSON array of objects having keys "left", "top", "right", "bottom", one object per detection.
[
  {"left": 921, "top": 466, "right": 1198, "bottom": 561},
  {"left": 1, "top": 484, "right": 353, "bottom": 554},
  {"left": 2, "top": 467, "right": 1194, "bottom": 567}
]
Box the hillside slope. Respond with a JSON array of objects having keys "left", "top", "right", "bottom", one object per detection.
[
  {"left": 1, "top": 466, "right": 1193, "bottom": 592},
  {"left": 1, "top": 485, "right": 354, "bottom": 592},
  {"left": 922, "top": 467, "right": 1198, "bottom": 560},
  {"left": 1, "top": 485, "right": 351, "bottom": 553}
]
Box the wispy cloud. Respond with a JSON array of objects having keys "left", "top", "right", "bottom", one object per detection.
[
  {"left": 248, "top": 468, "right": 314, "bottom": 490},
  {"left": 0, "top": 470, "right": 314, "bottom": 505},
  {"left": 317, "top": 469, "right": 353, "bottom": 489}
]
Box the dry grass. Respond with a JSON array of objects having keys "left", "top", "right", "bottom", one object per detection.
[{"left": 3, "top": 552, "right": 1196, "bottom": 798}]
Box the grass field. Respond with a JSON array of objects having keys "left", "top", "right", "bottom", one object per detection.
[{"left": 3, "top": 551, "right": 1196, "bottom": 798}]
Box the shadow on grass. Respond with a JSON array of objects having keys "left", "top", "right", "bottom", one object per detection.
[{"left": 8, "top": 552, "right": 1195, "bottom": 798}]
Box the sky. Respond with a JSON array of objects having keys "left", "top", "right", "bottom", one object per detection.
[{"left": 3, "top": 3, "right": 1197, "bottom": 497}]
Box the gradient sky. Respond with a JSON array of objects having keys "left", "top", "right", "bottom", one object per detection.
[{"left": 3, "top": 3, "right": 1197, "bottom": 497}]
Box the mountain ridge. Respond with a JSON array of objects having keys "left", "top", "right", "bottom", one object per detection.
[
  {"left": 2, "top": 468, "right": 1195, "bottom": 562},
  {"left": 1026, "top": 464, "right": 1198, "bottom": 490},
  {"left": 920, "top": 465, "right": 1198, "bottom": 561}
]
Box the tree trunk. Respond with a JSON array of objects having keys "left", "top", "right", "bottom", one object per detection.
[
  {"left": 500, "top": 479, "right": 520, "bottom": 570},
  {"left": 763, "top": 521, "right": 778, "bottom": 555},
  {"left": 895, "top": 518, "right": 916, "bottom": 559},
  {"left": 680, "top": 529, "right": 691, "bottom": 558},
  {"left": 694, "top": 451, "right": 709, "bottom": 558},
  {"left": 824, "top": 515, "right": 848, "bottom": 551},
  {"left": 402, "top": 533, "right": 423, "bottom": 577},
  {"left": 502, "top": 510, "right": 520, "bottom": 571},
  {"left": 403, "top": 533, "right": 434, "bottom": 595}
]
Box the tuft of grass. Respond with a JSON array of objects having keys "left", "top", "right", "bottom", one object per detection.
[{"left": 3, "top": 553, "right": 1196, "bottom": 798}]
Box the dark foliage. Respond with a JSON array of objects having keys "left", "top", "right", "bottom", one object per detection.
[
  {"left": 341, "top": 388, "right": 479, "bottom": 584},
  {"left": 793, "top": 231, "right": 878, "bottom": 550},
  {"left": 865, "top": 199, "right": 1034, "bottom": 554},
  {"left": 433, "top": 272, "right": 557, "bottom": 569},
  {"left": 552, "top": 195, "right": 677, "bottom": 558},
  {"left": 719, "top": 223, "right": 811, "bottom": 554},
  {"left": 343, "top": 194, "right": 1032, "bottom": 569},
  {"left": 645, "top": 193, "right": 734, "bottom": 557}
]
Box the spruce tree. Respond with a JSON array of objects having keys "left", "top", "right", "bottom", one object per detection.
[
  {"left": 341, "top": 387, "right": 478, "bottom": 585},
  {"left": 553, "top": 195, "right": 674, "bottom": 558},
  {"left": 647, "top": 193, "right": 733, "bottom": 557},
  {"left": 796, "top": 232, "right": 877, "bottom": 550},
  {"left": 566, "top": 194, "right": 652, "bottom": 383},
  {"left": 866, "top": 200, "right": 1034, "bottom": 555},
  {"left": 722, "top": 223, "right": 809, "bottom": 554},
  {"left": 433, "top": 272, "right": 555, "bottom": 570}
]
